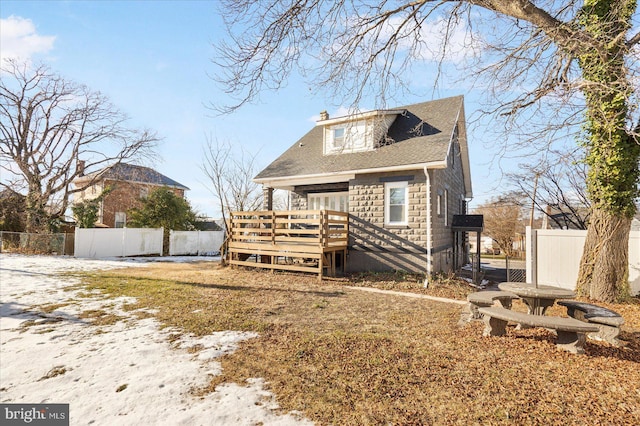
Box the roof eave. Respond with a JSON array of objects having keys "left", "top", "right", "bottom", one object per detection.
[
  {"left": 255, "top": 160, "right": 447, "bottom": 189},
  {"left": 453, "top": 101, "right": 473, "bottom": 200},
  {"left": 316, "top": 109, "right": 406, "bottom": 126}
]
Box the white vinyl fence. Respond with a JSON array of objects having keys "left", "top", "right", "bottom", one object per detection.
[
  {"left": 526, "top": 227, "right": 640, "bottom": 296},
  {"left": 75, "top": 228, "right": 163, "bottom": 258},
  {"left": 169, "top": 230, "right": 225, "bottom": 256}
]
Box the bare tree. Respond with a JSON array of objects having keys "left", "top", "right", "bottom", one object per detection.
[
  {"left": 0, "top": 59, "right": 159, "bottom": 233},
  {"left": 214, "top": 1, "right": 640, "bottom": 302},
  {"left": 506, "top": 149, "right": 591, "bottom": 230},
  {"left": 200, "top": 136, "right": 263, "bottom": 229},
  {"left": 474, "top": 197, "right": 526, "bottom": 257}
]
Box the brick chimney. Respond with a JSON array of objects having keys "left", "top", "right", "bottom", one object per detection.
[
  {"left": 319, "top": 110, "right": 329, "bottom": 121},
  {"left": 77, "top": 160, "right": 86, "bottom": 176}
]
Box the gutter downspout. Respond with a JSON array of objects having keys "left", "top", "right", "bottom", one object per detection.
[{"left": 423, "top": 166, "right": 432, "bottom": 288}]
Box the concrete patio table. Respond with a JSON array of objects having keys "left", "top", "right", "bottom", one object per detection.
[{"left": 498, "top": 282, "right": 576, "bottom": 316}]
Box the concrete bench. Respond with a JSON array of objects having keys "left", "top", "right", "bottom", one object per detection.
[
  {"left": 557, "top": 301, "right": 625, "bottom": 347},
  {"left": 478, "top": 306, "right": 599, "bottom": 354},
  {"left": 459, "top": 291, "right": 520, "bottom": 325}
]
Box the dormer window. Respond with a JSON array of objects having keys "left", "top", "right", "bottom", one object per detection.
[
  {"left": 333, "top": 127, "right": 345, "bottom": 149},
  {"left": 318, "top": 109, "right": 405, "bottom": 156}
]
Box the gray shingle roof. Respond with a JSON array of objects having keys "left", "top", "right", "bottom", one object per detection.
[
  {"left": 83, "top": 163, "right": 190, "bottom": 190},
  {"left": 255, "top": 96, "right": 464, "bottom": 181}
]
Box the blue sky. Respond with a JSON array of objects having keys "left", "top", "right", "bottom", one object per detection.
[{"left": 1, "top": 0, "right": 512, "bottom": 217}]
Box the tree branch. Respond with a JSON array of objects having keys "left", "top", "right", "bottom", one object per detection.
[
  {"left": 627, "top": 30, "right": 640, "bottom": 48},
  {"left": 1, "top": 59, "right": 160, "bottom": 232}
]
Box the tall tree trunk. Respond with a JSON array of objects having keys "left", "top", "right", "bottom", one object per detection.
[
  {"left": 573, "top": 0, "right": 639, "bottom": 302},
  {"left": 25, "top": 189, "right": 46, "bottom": 234},
  {"left": 576, "top": 209, "right": 631, "bottom": 302}
]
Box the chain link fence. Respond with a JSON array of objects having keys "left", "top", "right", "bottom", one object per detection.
[
  {"left": 505, "top": 256, "right": 526, "bottom": 282},
  {"left": 0, "top": 231, "right": 74, "bottom": 255},
  {"left": 463, "top": 254, "right": 526, "bottom": 284}
]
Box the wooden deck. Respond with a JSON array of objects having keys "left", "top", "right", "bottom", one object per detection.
[{"left": 227, "top": 210, "right": 348, "bottom": 280}]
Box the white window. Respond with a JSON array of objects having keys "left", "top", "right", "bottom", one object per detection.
[
  {"left": 437, "top": 192, "right": 443, "bottom": 216},
  {"left": 444, "top": 189, "right": 449, "bottom": 226},
  {"left": 436, "top": 189, "right": 449, "bottom": 224},
  {"left": 115, "top": 212, "right": 126, "bottom": 228},
  {"left": 333, "top": 127, "right": 345, "bottom": 149},
  {"left": 140, "top": 187, "right": 149, "bottom": 198},
  {"left": 308, "top": 192, "right": 349, "bottom": 212},
  {"left": 385, "top": 181, "right": 408, "bottom": 226}
]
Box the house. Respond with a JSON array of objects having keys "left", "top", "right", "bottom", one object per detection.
[
  {"left": 253, "top": 95, "right": 473, "bottom": 275},
  {"left": 541, "top": 206, "right": 590, "bottom": 230},
  {"left": 72, "top": 163, "right": 189, "bottom": 228},
  {"left": 469, "top": 235, "right": 501, "bottom": 255},
  {"left": 196, "top": 217, "right": 225, "bottom": 231}
]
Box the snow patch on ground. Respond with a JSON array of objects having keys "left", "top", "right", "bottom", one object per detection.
[{"left": 0, "top": 254, "right": 312, "bottom": 425}]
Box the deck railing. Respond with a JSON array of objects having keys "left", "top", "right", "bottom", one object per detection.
[{"left": 227, "top": 210, "right": 348, "bottom": 279}]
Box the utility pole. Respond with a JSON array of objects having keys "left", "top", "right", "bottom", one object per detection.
[{"left": 529, "top": 173, "right": 539, "bottom": 228}]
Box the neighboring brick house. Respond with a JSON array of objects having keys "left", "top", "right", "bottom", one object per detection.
[
  {"left": 72, "top": 163, "right": 189, "bottom": 228},
  {"left": 254, "top": 96, "right": 473, "bottom": 275}
]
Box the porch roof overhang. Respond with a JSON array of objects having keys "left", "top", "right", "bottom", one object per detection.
[
  {"left": 255, "top": 160, "right": 447, "bottom": 190},
  {"left": 451, "top": 214, "right": 484, "bottom": 232}
]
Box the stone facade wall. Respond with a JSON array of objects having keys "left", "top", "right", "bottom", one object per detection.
[
  {"left": 347, "top": 171, "right": 429, "bottom": 273},
  {"left": 262, "top": 187, "right": 274, "bottom": 210},
  {"left": 284, "top": 139, "right": 468, "bottom": 275},
  {"left": 290, "top": 191, "right": 307, "bottom": 210},
  {"left": 428, "top": 138, "right": 467, "bottom": 273}
]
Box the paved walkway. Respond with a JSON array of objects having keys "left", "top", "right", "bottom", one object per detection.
[{"left": 346, "top": 286, "right": 467, "bottom": 305}]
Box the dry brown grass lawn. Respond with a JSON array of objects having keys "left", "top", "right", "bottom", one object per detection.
[{"left": 80, "top": 261, "right": 640, "bottom": 425}]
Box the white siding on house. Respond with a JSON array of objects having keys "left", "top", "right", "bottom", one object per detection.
[
  {"left": 323, "top": 115, "right": 397, "bottom": 155},
  {"left": 73, "top": 182, "right": 103, "bottom": 203}
]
